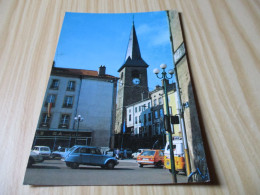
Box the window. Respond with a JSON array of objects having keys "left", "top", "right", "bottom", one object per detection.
[
  {"left": 131, "top": 70, "right": 139, "bottom": 78},
  {"left": 154, "top": 111, "right": 158, "bottom": 119},
  {"left": 80, "top": 148, "right": 91, "bottom": 154},
  {"left": 45, "top": 94, "right": 56, "bottom": 107},
  {"left": 67, "top": 81, "right": 75, "bottom": 91},
  {"left": 135, "top": 116, "right": 137, "bottom": 124},
  {"left": 129, "top": 114, "right": 131, "bottom": 121},
  {"left": 40, "top": 113, "right": 51, "bottom": 127},
  {"left": 154, "top": 99, "right": 157, "bottom": 106},
  {"left": 148, "top": 113, "right": 151, "bottom": 121},
  {"left": 135, "top": 107, "right": 137, "bottom": 113},
  {"left": 139, "top": 106, "right": 141, "bottom": 112},
  {"left": 144, "top": 114, "right": 147, "bottom": 125},
  {"left": 63, "top": 96, "right": 73, "bottom": 108},
  {"left": 139, "top": 116, "right": 141, "bottom": 123},
  {"left": 59, "top": 114, "right": 70, "bottom": 128},
  {"left": 148, "top": 102, "right": 151, "bottom": 108},
  {"left": 159, "top": 97, "right": 163, "bottom": 105},
  {"left": 160, "top": 108, "right": 164, "bottom": 118},
  {"left": 73, "top": 148, "right": 80, "bottom": 154},
  {"left": 50, "top": 79, "right": 59, "bottom": 90},
  {"left": 142, "top": 104, "right": 145, "bottom": 111}
]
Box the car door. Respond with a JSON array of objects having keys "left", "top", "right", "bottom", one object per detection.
[
  {"left": 79, "top": 148, "right": 92, "bottom": 165},
  {"left": 89, "top": 148, "right": 104, "bottom": 165}
]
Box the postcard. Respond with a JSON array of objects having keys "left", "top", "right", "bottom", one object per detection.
[{"left": 23, "top": 10, "right": 210, "bottom": 185}]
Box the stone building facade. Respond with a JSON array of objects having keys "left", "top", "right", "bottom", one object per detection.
[
  {"left": 114, "top": 23, "right": 149, "bottom": 148},
  {"left": 167, "top": 10, "right": 208, "bottom": 175}
]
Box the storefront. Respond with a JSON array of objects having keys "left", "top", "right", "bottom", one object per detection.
[{"left": 32, "top": 130, "right": 92, "bottom": 151}]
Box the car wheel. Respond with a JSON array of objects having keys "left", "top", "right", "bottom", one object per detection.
[
  {"left": 66, "top": 162, "right": 71, "bottom": 167},
  {"left": 139, "top": 164, "right": 143, "bottom": 168},
  {"left": 106, "top": 161, "right": 115, "bottom": 169},
  {"left": 155, "top": 161, "right": 162, "bottom": 168},
  {"left": 70, "top": 162, "right": 79, "bottom": 169}
]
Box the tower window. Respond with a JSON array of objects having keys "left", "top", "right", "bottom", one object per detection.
[{"left": 131, "top": 70, "right": 139, "bottom": 78}]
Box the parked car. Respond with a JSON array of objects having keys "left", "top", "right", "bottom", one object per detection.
[
  {"left": 27, "top": 151, "right": 44, "bottom": 167},
  {"left": 51, "top": 147, "right": 69, "bottom": 159},
  {"left": 32, "top": 146, "right": 51, "bottom": 159},
  {"left": 63, "top": 145, "right": 119, "bottom": 169},
  {"left": 132, "top": 149, "right": 148, "bottom": 159},
  {"left": 137, "top": 149, "right": 164, "bottom": 168}
]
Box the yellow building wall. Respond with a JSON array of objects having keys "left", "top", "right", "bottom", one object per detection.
[{"left": 163, "top": 90, "right": 182, "bottom": 139}]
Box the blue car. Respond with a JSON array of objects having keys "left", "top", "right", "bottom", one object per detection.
[{"left": 63, "top": 145, "right": 119, "bottom": 169}]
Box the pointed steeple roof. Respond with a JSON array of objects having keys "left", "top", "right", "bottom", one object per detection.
[{"left": 118, "top": 22, "right": 148, "bottom": 72}]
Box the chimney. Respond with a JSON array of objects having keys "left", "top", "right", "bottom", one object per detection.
[{"left": 98, "top": 65, "right": 106, "bottom": 76}]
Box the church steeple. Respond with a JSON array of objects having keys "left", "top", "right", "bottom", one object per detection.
[
  {"left": 125, "top": 22, "right": 141, "bottom": 61},
  {"left": 118, "top": 23, "right": 148, "bottom": 72}
]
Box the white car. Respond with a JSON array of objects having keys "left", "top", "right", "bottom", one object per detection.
[
  {"left": 32, "top": 146, "right": 51, "bottom": 159},
  {"left": 27, "top": 151, "right": 44, "bottom": 167},
  {"left": 132, "top": 149, "right": 148, "bottom": 159}
]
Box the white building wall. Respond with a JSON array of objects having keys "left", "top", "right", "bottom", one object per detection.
[
  {"left": 77, "top": 78, "right": 115, "bottom": 147},
  {"left": 126, "top": 99, "right": 151, "bottom": 135},
  {"left": 39, "top": 75, "right": 80, "bottom": 130}
]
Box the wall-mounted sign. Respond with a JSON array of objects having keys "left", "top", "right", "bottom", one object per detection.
[{"left": 174, "top": 42, "right": 186, "bottom": 64}]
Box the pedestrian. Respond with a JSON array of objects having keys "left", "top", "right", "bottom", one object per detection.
[
  {"left": 116, "top": 148, "right": 120, "bottom": 159},
  {"left": 124, "top": 149, "right": 127, "bottom": 159}
]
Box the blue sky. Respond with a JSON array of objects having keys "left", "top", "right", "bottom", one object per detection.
[{"left": 54, "top": 11, "right": 175, "bottom": 91}]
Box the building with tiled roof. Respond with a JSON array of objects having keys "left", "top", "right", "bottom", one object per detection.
[{"left": 33, "top": 64, "right": 119, "bottom": 149}]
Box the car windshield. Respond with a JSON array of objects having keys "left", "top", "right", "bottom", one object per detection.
[
  {"left": 40, "top": 147, "right": 50, "bottom": 151},
  {"left": 68, "top": 146, "right": 77, "bottom": 152},
  {"left": 141, "top": 151, "right": 155, "bottom": 156}
]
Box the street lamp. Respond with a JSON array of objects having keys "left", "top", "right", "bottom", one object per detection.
[
  {"left": 153, "top": 63, "right": 177, "bottom": 183},
  {"left": 74, "top": 114, "right": 84, "bottom": 145}
]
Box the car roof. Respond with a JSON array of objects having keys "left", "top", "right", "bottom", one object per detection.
[
  {"left": 73, "top": 145, "right": 97, "bottom": 149},
  {"left": 33, "top": 146, "right": 50, "bottom": 148}
]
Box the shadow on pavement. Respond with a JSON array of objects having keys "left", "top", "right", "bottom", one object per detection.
[
  {"left": 28, "top": 165, "right": 61, "bottom": 169},
  {"left": 77, "top": 167, "right": 134, "bottom": 171}
]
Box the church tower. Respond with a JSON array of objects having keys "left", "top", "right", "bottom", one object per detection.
[{"left": 114, "top": 22, "right": 149, "bottom": 136}]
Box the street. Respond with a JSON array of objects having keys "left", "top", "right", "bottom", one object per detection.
[{"left": 23, "top": 159, "right": 187, "bottom": 185}]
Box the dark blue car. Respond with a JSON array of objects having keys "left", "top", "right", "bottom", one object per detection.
[{"left": 63, "top": 145, "right": 119, "bottom": 169}]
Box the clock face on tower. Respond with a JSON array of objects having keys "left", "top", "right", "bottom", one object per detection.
[{"left": 132, "top": 78, "right": 140, "bottom": 85}]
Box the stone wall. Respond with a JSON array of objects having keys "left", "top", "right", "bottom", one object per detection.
[{"left": 167, "top": 10, "right": 207, "bottom": 174}]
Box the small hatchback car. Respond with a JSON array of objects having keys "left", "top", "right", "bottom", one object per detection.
[
  {"left": 137, "top": 149, "right": 164, "bottom": 168},
  {"left": 31, "top": 146, "right": 51, "bottom": 159},
  {"left": 63, "top": 145, "right": 119, "bottom": 169}
]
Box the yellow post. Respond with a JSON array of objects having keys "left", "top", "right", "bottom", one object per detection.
[{"left": 184, "top": 149, "right": 191, "bottom": 175}]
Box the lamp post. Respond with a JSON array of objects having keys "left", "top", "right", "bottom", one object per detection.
[
  {"left": 153, "top": 63, "right": 177, "bottom": 183},
  {"left": 74, "top": 114, "right": 84, "bottom": 145}
]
